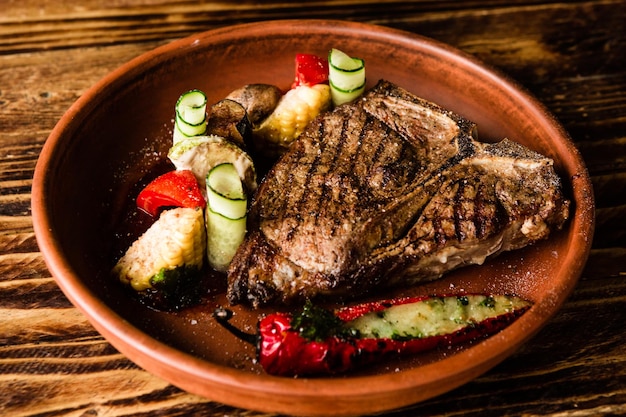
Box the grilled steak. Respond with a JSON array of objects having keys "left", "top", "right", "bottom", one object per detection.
[{"left": 227, "top": 80, "right": 570, "bottom": 307}]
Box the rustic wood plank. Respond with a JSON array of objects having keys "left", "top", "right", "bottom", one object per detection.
[
  {"left": 0, "top": 216, "right": 34, "bottom": 236},
  {"left": 1, "top": 1, "right": 625, "bottom": 415},
  {"left": 583, "top": 247, "right": 626, "bottom": 279},
  {"left": 0, "top": 253, "right": 49, "bottom": 282},
  {"left": 592, "top": 172, "right": 626, "bottom": 206},
  {"left": 0, "top": 367, "right": 201, "bottom": 416},
  {"left": 0, "top": 235, "right": 37, "bottom": 259},
  {"left": 2, "top": 2, "right": 623, "bottom": 144},
  {"left": 0, "top": 308, "right": 95, "bottom": 346}
]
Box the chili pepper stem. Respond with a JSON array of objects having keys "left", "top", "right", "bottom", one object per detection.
[{"left": 213, "top": 307, "right": 257, "bottom": 345}]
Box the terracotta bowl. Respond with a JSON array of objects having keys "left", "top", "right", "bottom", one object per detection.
[{"left": 32, "top": 20, "right": 594, "bottom": 416}]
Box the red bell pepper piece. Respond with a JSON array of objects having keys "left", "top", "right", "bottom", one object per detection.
[
  {"left": 291, "top": 53, "right": 329, "bottom": 88},
  {"left": 214, "top": 294, "right": 532, "bottom": 377},
  {"left": 136, "top": 170, "right": 206, "bottom": 217}
]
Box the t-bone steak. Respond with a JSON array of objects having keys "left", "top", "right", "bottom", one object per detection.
[{"left": 227, "top": 80, "right": 570, "bottom": 307}]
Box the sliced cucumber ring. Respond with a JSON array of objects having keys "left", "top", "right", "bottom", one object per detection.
[
  {"left": 174, "top": 89, "right": 207, "bottom": 143},
  {"left": 206, "top": 163, "right": 247, "bottom": 219},
  {"left": 205, "top": 163, "right": 248, "bottom": 272},
  {"left": 328, "top": 48, "right": 366, "bottom": 106},
  {"left": 206, "top": 209, "right": 246, "bottom": 273}
]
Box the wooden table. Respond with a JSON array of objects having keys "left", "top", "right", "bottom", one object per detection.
[{"left": 2, "top": 1, "right": 625, "bottom": 415}]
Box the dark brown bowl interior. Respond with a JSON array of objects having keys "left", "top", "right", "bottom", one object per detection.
[{"left": 32, "top": 20, "right": 594, "bottom": 416}]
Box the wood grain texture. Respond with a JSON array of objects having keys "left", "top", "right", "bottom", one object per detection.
[{"left": 1, "top": 0, "right": 625, "bottom": 415}]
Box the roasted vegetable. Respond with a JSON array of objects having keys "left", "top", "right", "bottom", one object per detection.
[
  {"left": 136, "top": 170, "right": 205, "bottom": 217},
  {"left": 292, "top": 53, "right": 329, "bottom": 88},
  {"left": 113, "top": 207, "right": 206, "bottom": 310},
  {"left": 214, "top": 294, "right": 532, "bottom": 376},
  {"left": 173, "top": 89, "right": 207, "bottom": 144},
  {"left": 205, "top": 163, "right": 248, "bottom": 272},
  {"left": 328, "top": 48, "right": 365, "bottom": 106},
  {"left": 206, "top": 99, "right": 251, "bottom": 149},
  {"left": 225, "top": 84, "right": 283, "bottom": 127},
  {"left": 168, "top": 135, "right": 257, "bottom": 193},
  {"left": 253, "top": 83, "right": 331, "bottom": 157},
  {"left": 226, "top": 54, "right": 331, "bottom": 159}
]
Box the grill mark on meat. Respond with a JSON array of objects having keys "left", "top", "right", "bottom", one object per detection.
[
  {"left": 474, "top": 180, "right": 489, "bottom": 239},
  {"left": 433, "top": 184, "right": 451, "bottom": 247},
  {"left": 283, "top": 119, "right": 330, "bottom": 242},
  {"left": 337, "top": 117, "right": 371, "bottom": 233},
  {"left": 365, "top": 122, "right": 423, "bottom": 206},
  {"left": 453, "top": 177, "right": 481, "bottom": 242},
  {"left": 453, "top": 181, "right": 468, "bottom": 242},
  {"left": 315, "top": 112, "right": 354, "bottom": 238},
  {"left": 228, "top": 80, "right": 571, "bottom": 307}
]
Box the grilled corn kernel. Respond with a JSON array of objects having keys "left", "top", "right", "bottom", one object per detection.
[
  {"left": 254, "top": 84, "right": 331, "bottom": 153},
  {"left": 113, "top": 207, "right": 206, "bottom": 292}
]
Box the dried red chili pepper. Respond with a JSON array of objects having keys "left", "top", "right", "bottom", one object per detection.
[{"left": 214, "top": 294, "right": 531, "bottom": 377}]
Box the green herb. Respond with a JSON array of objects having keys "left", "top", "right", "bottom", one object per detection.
[
  {"left": 480, "top": 296, "right": 496, "bottom": 309},
  {"left": 145, "top": 265, "right": 203, "bottom": 310},
  {"left": 291, "top": 301, "right": 359, "bottom": 341}
]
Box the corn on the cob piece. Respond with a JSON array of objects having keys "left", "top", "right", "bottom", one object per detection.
[
  {"left": 253, "top": 83, "right": 331, "bottom": 156},
  {"left": 113, "top": 207, "right": 206, "bottom": 293}
]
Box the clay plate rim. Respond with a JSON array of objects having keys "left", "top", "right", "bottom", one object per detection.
[{"left": 32, "top": 20, "right": 595, "bottom": 416}]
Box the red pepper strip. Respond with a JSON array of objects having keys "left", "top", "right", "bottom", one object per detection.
[
  {"left": 334, "top": 295, "right": 433, "bottom": 322},
  {"left": 136, "top": 170, "right": 206, "bottom": 217},
  {"left": 256, "top": 305, "right": 529, "bottom": 376},
  {"left": 214, "top": 295, "right": 532, "bottom": 377},
  {"left": 258, "top": 313, "right": 352, "bottom": 375},
  {"left": 291, "top": 53, "right": 329, "bottom": 88}
]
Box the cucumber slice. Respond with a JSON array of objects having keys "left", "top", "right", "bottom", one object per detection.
[
  {"left": 205, "top": 163, "right": 247, "bottom": 272},
  {"left": 168, "top": 135, "right": 257, "bottom": 193},
  {"left": 329, "top": 81, "right": 365, "bottom": 107},
  {"left": 328, "top": 48, "right": 366, "bottom": 106},
  {"left": 206, "top": 163, "right": 247, "bottom": 219},
  {"left": 206, "top": 209, "right": 246, "bottom": 273},
  {"left": 329, "top": 48, "right": 362, "bottom": 69},
  {"left": 174, "top": 89, "right": 207, "bottom": 143}
]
